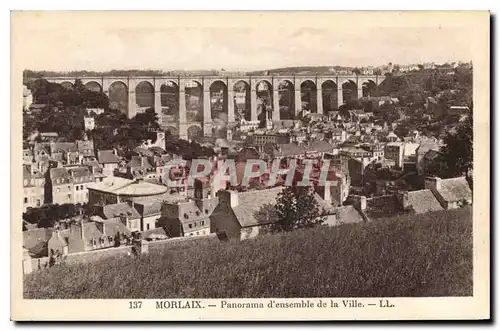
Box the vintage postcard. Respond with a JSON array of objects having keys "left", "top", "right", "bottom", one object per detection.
[{"left": 11, "top": 11, "right": 490, "bottom": 321}]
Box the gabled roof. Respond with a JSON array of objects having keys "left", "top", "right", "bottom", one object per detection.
[
  {"left": 134, "top": 200, "right": 163, "bottom": 216},
  {"left": 307, "top": 140, "right": 335, "bottom": 153},
  {"left": 231, "top": 187, "right": 284, "bottom": 228},
  {"left": 23, "top": 227, "right": 53, "bottom": 251},
  {"left": 127, "top": 156, "right": 154, "bottom": 169},
  {"left": 68, "top": 167, "right": 93, "bottom": 179},
  {"left": 102, "top": 203, "right": 141, "bottom": 220},
  {"left": 50, "top": 142, "right": 77, "bottom": 154},
  {"left": 50, "top": 167, "right": 71, "bottom": 182},
  {"left": 97, "top": 150, "right": 121, "bottom": 164},
  {"left": 407, "top": 190, "right": 444, "bottom": 214},
  {"left": 87, "top": 176, "right": 168, "bottom": 197},
  {"left": 437, "top": 177, "right": 472, "bottom": 203},
  {"left": 275, "top": 143, "right": 307, "bottom": 157},
  {"left": 133, "top": 147, "right": 155, "bottom": 157}
]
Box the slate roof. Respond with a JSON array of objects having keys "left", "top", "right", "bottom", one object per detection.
[
  {"left": 134, "top": 200, "right": 163, "bottom": 216},
  {"left": 87, "top": 177, "right": 168, "bottom": 196},
  {"left": 275, "top": 143, "right": 307, "bottom": 157},
  {"left": 307, "top": 140, "right": 335, "bottom": 153},
  {"left": 407, "top": 190, "right": 444, "bottom": 214},
  {"left": 68, "top": 167, "right": 94, "bottom": 181},
  {"left": 102, "top": 203, "right": 141, "bottom": 220},
  {"left": 149, "top": 146, "right": 167, "bottom": 155},
  {"left": 133, "top": 147, "right": 155, "bottom": 157},
  {"left": 127, "top": 156, "right": 154, "bottom": 169},
  {"left": 132, "top": 192, "right": 187, "bottom": 205},
  {"left": 97, "top": 150, "right": 121, "bottom": 164},
  {"left": 50, "top": 167, "right": 71, "bottom": 182},
  {"left": 437, "top": 177, "right": 472, "bottom": 203},
  {"left": 23, "top": 227, "right": 53, "bottom": 251},
  {"left": 50, "top": 142, "right": 77, "bottom": 154},
  {"left": 76, "top": 140, "right": 95, "bottom": 156},
  {"left": 142, "top": 227, "right": 168, "bottom": 239},
  {"left": 232, "top": 187, "right": 284, "bottom": 228}
]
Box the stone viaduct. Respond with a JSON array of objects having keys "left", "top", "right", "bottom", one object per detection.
[{"left": 45, "top": 74, "right": 384, "bottom": 139}]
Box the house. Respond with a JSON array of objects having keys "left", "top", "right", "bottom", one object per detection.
[
  {"left": 23, "top": 148, "right": 33, "bottom": 164},
  {"left": 133, "top": 198, "right": 163, "bottom": 232},
  {"left": 159, "top": 179, "right": 218, "bottom": 238},
  {"left": 123, "top": 156, "right": 157, "bottom": 181},
  {"left": 48, "top": 167, "right": 73, "bottom": 204},
  {"left": 100, "top": 203, "right": 142, "bottom": 232},
  {"left": 23, "top": 227, "right": 53, "bottom": 258},
  {"left": 23, "top": 164, "right": 46, "bottom": 211},
  {"left": 63, "top": 217, "right": 131, "bottom": 254},
  {"left": 265, "top": 142, "right": 307, "bottom": 159},
  {"left": 83, "top": 117, "right": 95, "bottom": 131},
  {"left": 49, "top": 142, "right": 79, "bottom": 166},
  {"left": 96, "top": 150, "right": 121, "bottom": 176},
  {"left": 349, "top": 109, "right": 371, "bottom": 122},
  {"left": 211, "top": 187, "right": 283, "bottom": 240},
  {"left": 39, "top": 132, "right": 58, "bottom": 142},
  {"left": 416, "top": 142, "right": 443, "bottom": 176},
  {"left": 327, "top": 111, "right": 342, "bottom": 121},
  {"left": 330, "top": 128, "right": 347, "bottom": 143},
  {"left": 385, "top": 142, "right": 405, "bottom": 168},
  {"left": 424, "top": 177, "right": 472, "bottom": 209},
  {"left": 67, "top": 167, "right": 95, "bottom": 204},
  {"left": 323, "top": 205, "right": 365, "bottom": 227},
  {"left": 406, "top": 189, "right": 444, "bottom": 214},
  {"left": 305, "top": 140, "right": 336, "bottom": 158},
  {"left": 86, "top": 108, "right": 105, "bottom": 115},
  {"left": 76, "top": 140, "right": 95, "bottom": 160}
]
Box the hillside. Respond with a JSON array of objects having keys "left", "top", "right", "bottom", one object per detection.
[{"left": 24, "top": 207, "right": 472, "bottom": 299}]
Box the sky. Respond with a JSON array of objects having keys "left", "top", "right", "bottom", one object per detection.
[{"left": 15, "top": 12, "right": 474, "bottom": 72}]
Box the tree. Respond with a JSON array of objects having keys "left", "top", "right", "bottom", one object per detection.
[
  {"left": 114, "top": 232, "right": 122, "bottom": 247},
  {"left": 271, "top": 186, "right": 324, "bottom": 233},
  {"left": 440, "top": 114, "right": 473, "bottom": 179}
]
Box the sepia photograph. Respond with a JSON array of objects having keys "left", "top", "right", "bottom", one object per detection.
[{"left": 10, "top": 10, "right": 489, "bottom": 321}]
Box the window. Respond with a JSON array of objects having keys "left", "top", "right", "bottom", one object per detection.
[
  {"left": 146, "top": 224, "right": 150, "bottom": 230},
  {"left": 188, "top": 224, "right": 193, "bottom": 229},
  {"left": 24, "top": 197, "right": 28, "bottom": 203},
  {"left": 23, "top": 179, "right": 27, "bottom": 186},
  {"left": 201, "top": 221, "right": 204, "bottom": 226},
  {"left": 76, "top": 186, "right": 79, "bottom": 191},
  {"left": 56, "top": 187, "right": 60, "bottom": 193},
  {"left": 196, "top": 232, "right": 199, "bottom": 235},
  {"left": 194, "top": 222, "right": 197, "bottom": 227},
  {"left": 67, "top": 194, "right": 71, "bottom": 199},
  {"left": 80, "top": 185, "right": 84, "bottom": 190}
]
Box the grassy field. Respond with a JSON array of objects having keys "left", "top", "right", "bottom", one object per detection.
[{"left": 24, "top": 207, "right": 472, "bottom": 299}]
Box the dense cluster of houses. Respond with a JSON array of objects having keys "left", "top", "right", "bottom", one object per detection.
[{"left": 23, "top": 96, "right": 472, "bottom": 262}]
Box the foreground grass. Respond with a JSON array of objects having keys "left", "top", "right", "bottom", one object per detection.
[{"left": 24, "top": 207, "right": 472, "bottom": 298}]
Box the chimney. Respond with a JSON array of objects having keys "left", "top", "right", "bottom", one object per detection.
[
  {"left": 321, "top": 182, "right": 332, "bottom": 204},
  {"left": 397, "top": 191, "right": 409, "bottom": 210},
  {"left": 425, "top": 177, "right": 442, "bottom": 191},
  {"left": 352, "top": 195, "right": 367, "bottom": 211},
  {"left": 217, "top": 190, "right": 239, "bottom": 208}
]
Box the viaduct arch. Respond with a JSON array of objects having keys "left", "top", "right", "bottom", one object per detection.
[{"left": 43, "top": 74, "right": 383, "bottom": 139}]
